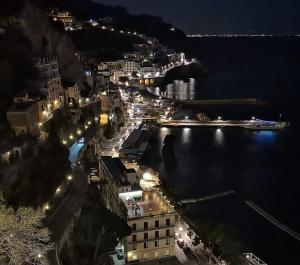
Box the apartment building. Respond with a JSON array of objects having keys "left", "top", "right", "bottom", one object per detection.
[
  {"left": 124, "top": 61, "right": 139, "bottom": 75},
  {"left": 99, "top": 156, "right": 140, "bottom": 216},
  {"left": 7, "top": 101, "right": 40, "bottom": 136},
  {"left": 34, "top": 56, "right": 64, "bottom": 110},
  {"left": 99, "top": 155, "right": 176, "bottom": 263},
  {"left": 119, "top": 189, "right": 176, "bottom": 263}
]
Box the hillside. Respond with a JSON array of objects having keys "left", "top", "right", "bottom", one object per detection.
[
  {"left": 0, "top": 0, "right": 87, "bottom": 123},
  {"left": 52, "top": 0, "right": 187, "bottom": 45}
]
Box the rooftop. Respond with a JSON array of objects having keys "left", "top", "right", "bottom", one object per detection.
[
  {"left": 7, "top": 101, "right": 36, "bottom": 112},
  {"left": 101, "top": 156, "right": 130, "bottom": 186},
  {"left": 121, "top": 129, "right": 150, "bottom": 150},
  {"left": 119, "top": 189, "right": 174, "bottom": 219}
]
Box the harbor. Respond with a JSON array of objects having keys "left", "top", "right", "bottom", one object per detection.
[{"left": 158, "top": 117, "right": 288, "bottom": 130}]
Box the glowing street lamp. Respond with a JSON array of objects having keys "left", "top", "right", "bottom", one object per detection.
[
  {"left": 67, "top": 175, "right": 73, "bottom": 181},
  {"left": 69, "top": 134, "right": 74, "bottom": 140},
  {"left": 218, "top": 116, "right": 222, "bottom": 121},
  {"left": 62, "top": 140, "right": 67, "bottom": 145}
]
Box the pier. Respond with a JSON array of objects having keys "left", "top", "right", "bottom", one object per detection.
[
  {"left": 180, "top": 190, "right": 235, "bottom": 204},
  {"left": 174, "top": 98, "right": 264, "bottom": 106},
  {"left": 245, "top": 201, "right": 300, "bottom": 241},
  {"left": 159, "top": 119, "right": 249, "bottom": 128}
]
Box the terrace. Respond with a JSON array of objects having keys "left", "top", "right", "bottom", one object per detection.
[{"left": 119, "top": 189, "right": 174, "bottom": 219}]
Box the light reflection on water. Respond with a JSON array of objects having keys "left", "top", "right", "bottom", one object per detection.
[
  {"left": 159, "top": 127, "right": 170, "bottom": 147},
  {"left": 214, "top": 128, "right": 224, "bottom": 145},
  {"left": 149, "top": 78, "right": 196, "bottom": 100},
  {"left": 252, "top": 130, "right": 276, "bottom": 145},
  {"left": 182, "top": 127, "right": 191, "bottom": 144}
]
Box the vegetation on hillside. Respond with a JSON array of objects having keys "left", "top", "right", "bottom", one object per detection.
[
  {"left": 69, "top": 26, "right": 145, "bottom": 61},
  {"left": 61, "top": 186, "right": 131, "bottom": 265},
  {"left": 2, "top": 133, "right": 71, "bottom": 208}
]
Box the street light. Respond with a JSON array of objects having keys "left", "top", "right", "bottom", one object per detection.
[
  {"left": 67, "top": 175, "right": 73, "bottom": 181},
  {"left": 69, "top": 134, "right": 74, "bottom": 140},
  {"left": 218, "top": 116, "right": 222, "bottom": 121}
]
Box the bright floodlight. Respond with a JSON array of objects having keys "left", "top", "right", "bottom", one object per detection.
[
  {"left": 218, "top": 116, "right": 222, "bottom": 120},
  {"left": 252, "top": 116, "right": 256, "bottom": 120},
  {"left": 185, "top": 116, "right": 189, "bottom": 120},
  {"left": 143, "top": 172, "right": 152, "bottom": 181}
]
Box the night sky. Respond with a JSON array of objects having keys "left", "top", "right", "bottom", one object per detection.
[{"left": 94, "top": 0, "right": 300, "bottom": 34}]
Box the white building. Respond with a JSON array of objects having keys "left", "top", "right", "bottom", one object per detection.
[{"left": 124, "top": 61, "right": 139, "bottom": 75}]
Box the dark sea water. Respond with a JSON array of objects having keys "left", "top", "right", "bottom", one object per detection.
[{"left": 143, "top": 37, "right": 300, "bottom": 264}]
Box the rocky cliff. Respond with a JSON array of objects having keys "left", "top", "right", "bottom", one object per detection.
[{"left": 0, "top": 0, "right": 88, "bottom": 123}]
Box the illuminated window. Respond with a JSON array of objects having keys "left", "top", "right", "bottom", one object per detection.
[
  {"left": 155, "top": 252, "right": 159, "bottom": 258},
  {"left": 165, "top": 249, "right": 170, "bottom": 256},
  {"left": 133, "top": 255, "right": 137, "bottom": 260},
  {"left": 144, "top": 253, "right": 148, "bottom": 259}
]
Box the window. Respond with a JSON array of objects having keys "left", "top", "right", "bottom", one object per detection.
[
  {"left": 133, "top": 255, "right": 138, "bottom": 260},
  {"left": 144, "top": 222, "right": 148, "bottom": 229},
  {"left": 144, "top": 253, "right": 148, "bottom": 259},
  {"left": 144, "top": 233, "right": 148, "bottom": 240},
  {"left": 132, "top": 234, "right": 137, "bottom": 242},
  {"left": 166, "top": 229, "right": 170, "bottom": 237},
  {"left": 133, "top": 243, "right": 137, "bottom": 250},
  {"left": 155, "top": 240, "right": 159, "bottom": 247},
  {"left": 132, "top": 223, "right": 136, "bottom": 231},
  {"left": 155, "top": 220, "right": 159, "bottom": 227},
  {"left": 166, "top": 238, "right": 170, "bottom": 245},
  {"left": 144, "top": 242, "right": 148, "bottom": 249},
  {"left": 165, "top": 249, "right": 170, "bottom": 256},
  {"left": 166, "top": 218, "right": 170, "bottom": 226},
  {"left": 155, "top": 252, "right": 159, "bottom": 258},
  {"left": 155, "top": 231, "right": 159, "bottom": 238}
]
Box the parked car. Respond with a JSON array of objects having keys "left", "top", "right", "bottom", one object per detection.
[{"left": 177, "top": 238, "right": 184, "bottom": 248}]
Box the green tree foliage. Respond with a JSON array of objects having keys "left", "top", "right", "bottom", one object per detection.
[
  {"left": 61, "top": 186, "right": 131, "bottom": 265},
  {"left": 3, "top": 133, "right": 71, "bottom": 208},
  {"left": 192, "top": 219, "right": 245, "bottom": 265}
]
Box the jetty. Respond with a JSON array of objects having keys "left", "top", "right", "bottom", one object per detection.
[
  {"left": 180, "top": 190, "right": 235, "bottom": 204},
  {"left": 245, "top": 201, "right": 300, "bottom": 241}
]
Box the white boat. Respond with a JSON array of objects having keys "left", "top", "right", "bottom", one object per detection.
[{"left": 242, "top": 121, "right": 288, "bottom": 130}]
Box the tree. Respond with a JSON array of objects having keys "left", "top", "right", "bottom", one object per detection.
[{"left": 0, "top": 204, "right": 54, "bottom": 265}]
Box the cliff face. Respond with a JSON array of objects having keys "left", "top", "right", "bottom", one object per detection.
[{"left": 20, "top": 0, "right": 87, "bottom": 89}]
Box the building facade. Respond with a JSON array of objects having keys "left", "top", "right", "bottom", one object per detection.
[
  {"left": 34, "top": 56, "right": 64, "bottom": 110},
  {"left": 120, "top": 190, "right": 176, "bottom": 263}
]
